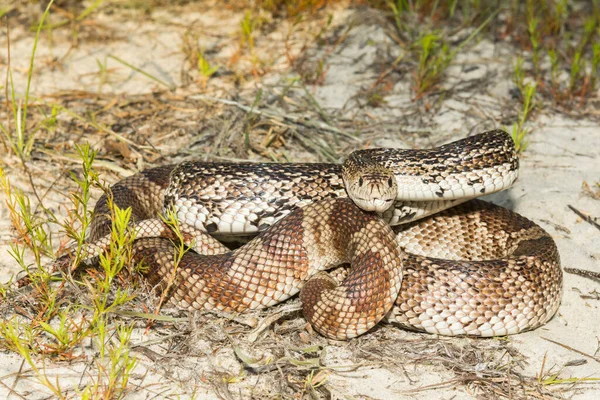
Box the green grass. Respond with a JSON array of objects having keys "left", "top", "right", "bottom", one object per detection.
[
  {"left": 0, "top": 3, "right": 142, "bottom": 394},
  {"left": 517, "top": 1, "right": 599, "bottom": 105},
  {"left": 508, "top": 81, "right": 537, "bottom": 153},
  {"left": 537, "top": 351, "right": 600, "bottom": 387},
  {"left": 508, "top": 51, "right": 538, "bottom": 151},
  {"left": 1, "top": 0, "right": 54, "bottom": 160},
  {"left": 0, "top": 143, "right": 141, "bottom": 397},
  {"left": 198, "top": 48, "right": 220, "bottom": 88},
  {"left": 1, "top": 142, "right": 149, "bottom": 397},
  {"left": 108, "top": 54, "right": 175, "bottom": 90},
  {"left": 384, "top": 1, "right": 499, "bottom": 99},
  {"left": 33, "top": 0, "right": 106, "bottom": 31},
  {"left": 412, "top": 32, "right": 452, "bottom": 98},
  {"left": 379, "top": 0, "right": 600, "bottom": 107}
]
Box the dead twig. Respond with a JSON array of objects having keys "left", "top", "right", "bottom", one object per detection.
[
  {"left": 568, "top": 205, "right": 600, "bottom": 231},
  {"left": 565, "top": 267, "right": 600, "bottom": 282},
  {"left": 541, "top": 337, "right": 600, "bottom": 364},
  {"left": 246, "top": 303, "right": 302, "bottom": 343}
]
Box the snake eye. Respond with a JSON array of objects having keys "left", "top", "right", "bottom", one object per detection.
[
  {"left": 358, "top": 177, "right": 364, "bottom": 187},
  {"left": 387, "top": 177, "right": 393, "bottom": 187}
]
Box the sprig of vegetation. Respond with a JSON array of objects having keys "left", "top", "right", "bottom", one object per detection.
[
  {"left": 527, "top": 13, "right": 541, "bottom": 73},
  {"left": 508, "top": 82, "right": 537, "bottom": 153},
  {"left": 1, "top": 0, "right": 55, "bottom": 160},
  {"left": 252, "top": 0, "right": 331, "bottom": 17},
  {"left": 513, "top": 1, "right": 599, "bottom": 106},
  {"left": 108, "top": 54, "right": 175, "bottom": 90},
  {"left": 386, "top": 1, "right": 498, "bottom": 98},
  {"left": 240, "top": 10, "right": 259, "bottom": 52},
  {"left": 198, "top": 49, "right": 220, "bottom": 88},
  {"left": 0, "top": 319, "right": 64, "bottom": 397},
  {"left": 413, "top": 32, "right": 452, "bottom": 98},
  {"left": 154, "top": 207, "right": 189, "bottom": 313},
  {"left": 537, "top": 351, "right": 600, "bottom": 387},
  {"left": 513, "top": 56, "right": 526, "bottom": 95},
  {"left": 33, "top": 0, "right": 105, "bottom": 31},
  {"left": 379, "top": 0, "right": 600, "bottom": 108},
  {"left": 0, "top": 144, "right": 141, "bottom": 397}
]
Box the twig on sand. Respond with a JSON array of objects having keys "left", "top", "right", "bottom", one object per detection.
[
  {"left": 398, "top": 375, "right": 503, "bottom": 394},
  {"left": 564, "top": 267, "right": 600, "bottom": 282},
  {"left": 541, "top": 337, "right": 600, "bottom": 364},
  {"left": 568, "top": 205, "right": 600, "bottom": 231},
  {"left": 246, "top": 303, "right": 303, "bottom": 343}
]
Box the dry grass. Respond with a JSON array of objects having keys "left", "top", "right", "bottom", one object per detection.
[{"left": 0, "top": 284, "right": 573, "bottom": 399}]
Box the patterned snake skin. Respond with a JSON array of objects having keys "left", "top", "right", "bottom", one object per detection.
[{"left": 77, "top": 130, "right": 561, "bottom": 339}]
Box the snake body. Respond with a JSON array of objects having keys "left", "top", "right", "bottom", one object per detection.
[
  {"left": 83, "top": 130, "right": 561, "bottom": 339},
  {"left": 90, "top": 130, "right": 518, "bottom": 238}
]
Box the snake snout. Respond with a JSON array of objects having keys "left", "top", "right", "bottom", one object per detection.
[
  {"left": 352, "top": 196, "right": 395, "bottom": 212},
  {"left": 342, "top": 163, "right": 398, "bottom": 213}
]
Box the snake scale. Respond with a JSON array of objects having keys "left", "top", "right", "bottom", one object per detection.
[{"left": 77, "top": 129, "right": 562, "bottom": 340}]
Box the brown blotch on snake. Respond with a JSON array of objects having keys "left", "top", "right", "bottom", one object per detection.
[{"left": 133, "top": 198, "right": 403, "bottom": 340}]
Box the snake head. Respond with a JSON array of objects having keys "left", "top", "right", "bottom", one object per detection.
[{"left": 342, "top": 154, "right": 397, "bottom": 213}]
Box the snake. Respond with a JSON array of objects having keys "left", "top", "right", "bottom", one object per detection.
[{"left": 72, "top": 129, "right": 561, "bottom": 340}]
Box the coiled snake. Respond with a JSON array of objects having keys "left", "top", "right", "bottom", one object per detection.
[{"left": 74, "top": 130, "right": 562, "bottom": 340}]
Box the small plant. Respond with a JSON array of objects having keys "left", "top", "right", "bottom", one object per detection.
[
  {"left": 0, "top": 143, "right": 141, "bottom": 396},
  {"left": 387, "top": 0, "right": 410, "bottom": 33},
  {"left": 549, "top": 0, "right": 568, "bottom": 34},
  {"left": 236, "top": 10, "right": 267, "bottom": 74},
  {"left": 512, "top": 56, "right": 526, "bottom": 96},
  {"left": 546, "top": 48, "right": 560, "bottom": 91},
  {"left": 86, "top": 202, "right": 136, "bottom": 321},
  {"left": 303, "top": 369, "right": 329, "bottom": 397},
  {"left": 527, "top": 14, "right": 541, "bottom": 73},
  {"left": 37, "top": 308, "right": 89, "bottom": 357},
  {"left": 198, "top": 49, "right": 220, "bottom": 88},
  {"left": 569, "top": 50, "right": 584, "bottom": 93},
  {"left": 83, "top": 322, "right": 137, "bottom": 398},
  {"left": 95, "top": 56, "right": 110, "bottom": 92},
  {"left": 413, "top": 32, "right": 452, "bottom": 98},
  {"left": 0, "top": 319, "right": 64, "bottom": 396},
  {"left": 392, "top": 6, "right": 498, "bottom": 99},
  {"left": 1, "top": 0, "right": 54, "bottom": 160},
  {"left": 154, "top": 206, "right": 189, "bottom": 313},
  {"left": 537, "top": 352, "right": 600, "bottom": 386},
  {"left": 240, "top": 10, "right": 258, "bottom": 52},
  {"left": 508, "top": 82, "right": 536, "bottom": 153}
]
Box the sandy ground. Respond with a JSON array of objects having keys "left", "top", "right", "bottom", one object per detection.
[{"left": 1, "top": 2, "right": 599, "bottom": 399}]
